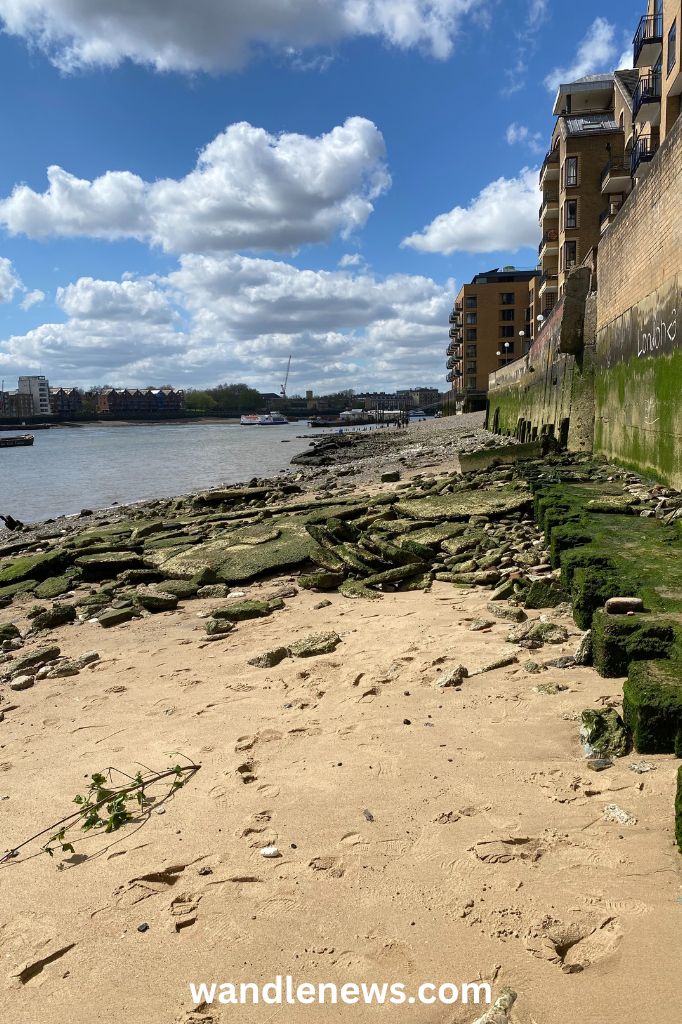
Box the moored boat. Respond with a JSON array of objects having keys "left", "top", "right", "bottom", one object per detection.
[
  {"left": 0, "top": 433, "right": 34, "bottom": 448},
  {"left": 240, "top": 413, "right": 289, "bottom": 426}
]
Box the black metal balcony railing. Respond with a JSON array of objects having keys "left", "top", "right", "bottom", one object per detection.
[
  {"left": 633, "top": 13, "right": 663, "bottom": 66},
  {"left": 448, "top": 311, "right": 457, "bottom": 324},
  {"left": 538, "top": 229, "right": 559, "bottom": 255},
  {"left": 539, "top": 196, "right": 559, "bottom": 219},
  {"left": 631, "top": 133, "right": 657, "bottom": 174},
  {"left": 539, "top": 272, "right": 558, "bottom": 289},
  {"left": 600, "top": 158, "right": 630, "bottom": 186},
  {"left": 447, "top": 356, "right": 462, "bottom": 369},
  {"left": 633, "top": 71, "right": 662, "bottom": 120},
  {"left": 449, "top": 326, "right": 463, "bottom": 340}
]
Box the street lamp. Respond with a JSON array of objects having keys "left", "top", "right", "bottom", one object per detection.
[{"left": 503, "top": 341, "right": 510, "bottom": 365}]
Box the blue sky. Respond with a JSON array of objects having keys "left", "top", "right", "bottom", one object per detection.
[{"left": 0, "top": 0, "right": 640, "bottom": 395}]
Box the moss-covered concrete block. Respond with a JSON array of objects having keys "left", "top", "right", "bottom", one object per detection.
[
  {"left": 591, "top": 609, "right": 679, "bottom": 677},
  {"left": 623, "top": 660, "right": 682, "bottom": 756},
  {"left": 212, "top": 598, "right": 283, "bottom": 622},
  {"left": 0, "top": 549, "right": 67, "bottom": 586}
]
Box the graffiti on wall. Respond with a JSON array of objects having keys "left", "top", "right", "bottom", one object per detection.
[{"left": 637, "top": 308, "right": 677, "bottom": 357}]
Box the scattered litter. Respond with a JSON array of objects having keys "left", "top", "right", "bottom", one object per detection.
[
  {"left": 362, "top": 809, "right": 375, "bottom": 822},
  {"left": 629, "top": 761, "right": 657, "bottom": 774}
]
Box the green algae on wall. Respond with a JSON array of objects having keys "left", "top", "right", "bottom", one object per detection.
[{"left": 594, "top": 274, "right": 681, "bottom": 489}]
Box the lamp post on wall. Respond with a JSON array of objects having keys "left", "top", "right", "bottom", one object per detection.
[{"left": 503, "top": 341, "right": 511, "bottom": 366}]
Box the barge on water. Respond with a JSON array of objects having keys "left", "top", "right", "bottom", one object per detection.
[{"left": 0, "top": 433, "right": 34, "bottom": 448}]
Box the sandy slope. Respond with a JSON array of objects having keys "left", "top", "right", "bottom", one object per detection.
[{"left": 1, "top": 572, "right": 680, "bottom": 1023}]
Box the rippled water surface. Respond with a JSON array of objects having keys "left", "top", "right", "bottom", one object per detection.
[{"left": 1, "top": 422, "right": 314, "bottom": 523}]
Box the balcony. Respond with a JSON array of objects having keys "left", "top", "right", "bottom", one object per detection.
[
  {"left": 600, "top": 158, "right": 632, "bottom": 194},
  {"left": 633, "top": 13, "right": 663, "bottom": 68},
  {"left": 538, "top": 272, "right": 558, "bottom": 296},
  {"left": 446, "top": 370, "right": 462, "bottom": 384},
  {"left": 539, "top": 229, "right": 559, "bottom": 257},
  {"left": 447, "top": 341, "right": 462, "bottom": 357},
  {"left": 633, "top": 71, "right": 662, "bottom": 124},
  {"left": 539, "top": 196, "right": 559, "bottom": 221},
  {"left": 599, "top": 199, "right": 624, "bottom": 233},
  {"left": 539, "top": 147, "right": 560, "bottom": 186},
  {"left": 631, "top": 133, "right": 658, "bottom": 175},
  {"left": 448, "top": 326, "right": 463, "bottom": 341},
  {"left": 446, "top": 355, "right": 462, "bottom": 370}
]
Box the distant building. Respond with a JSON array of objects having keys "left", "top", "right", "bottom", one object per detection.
[
  {"left": 355, "top": 391, "right": 410, "bottom": 411},
  {"left": 396, "top": 387, "right": 442, "bottom": 409},
  {"left": 95, "top": 387, "right": 185, "bottom": 417},
  {"left": 447, "top": 267, "right": 538, "bottom": 411},
  {"left": 0, "top": 390, "right": 34, "bottom": 419},
  {"left": 50, "top": 387, "right": 83, "bottom": 416},
  {"left": 17, "top": 375, "right": 52, "bottom": 416}
]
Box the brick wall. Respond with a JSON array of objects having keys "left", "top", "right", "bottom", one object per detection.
[{"left": 597, "top": 114, "right": 682, "bottom": 330}]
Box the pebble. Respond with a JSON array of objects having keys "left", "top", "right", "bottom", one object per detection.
[
  {"left": 260, "top": 846, "right": 281, "bottom": 859},
  {"left": 9, "top": 675, "right": 34, "bottom": 691}
]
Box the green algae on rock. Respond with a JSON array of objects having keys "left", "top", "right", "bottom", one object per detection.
[
  {"left": 623, "top": 659, "right": 682, "bottom": 756},
  {"left": 212, "top": 598, "right": 284, "bottom": 622},
  {"left": 580, "top": 708, "right": 630, "bottom": 758},
  {"left": 289, "top": 631, "right": 342, "bottom": 657}
]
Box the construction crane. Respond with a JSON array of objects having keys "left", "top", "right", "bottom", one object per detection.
[{"left": 280, "top": 355, "right": 292, "bottom": 400}]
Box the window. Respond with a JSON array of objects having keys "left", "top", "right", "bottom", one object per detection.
[
  {"left": 466, "top": 312, "right": 477, "bottom": 324},
  {"left": 465, "top": 295, "right": 477, "bottom": 309},
  {"left": 565, "top": 156, "right": 578, "bottom": 187},
  {"left": 466, "top": 361, "right": 477, "bottom": 373},
  {"left": 669, "top": 20, "right": 677, "bottom": 76},
  {"left": 564, "top": 240, "right": 577, "bottom": 269},
  {"left": 500, "top": 326, "right": 515, "bottom": 338},
  {"left": 565, "top": 199, "right": 578, "bottom": 229},
  {"left": 466, "top": 344, "right": 477, "bottom": 357},
  {"left": 500, "top": 292, "right": 515, "bottom": 305},
  {"left": 500, "top": 309, "right": 515, "bottom": 321},
  {"left": 466, "top": 328, "right": 477, "bottom": 341},
  {"left": 466, "top": 375, "right": 477, "bottom": 389}
]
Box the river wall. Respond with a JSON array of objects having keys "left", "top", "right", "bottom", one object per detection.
[{"left": 487, "top": 115, "right": 682, "bottom": 488}]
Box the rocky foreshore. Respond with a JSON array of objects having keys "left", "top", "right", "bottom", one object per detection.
[{"left": 1, "top": 412, "right": 681, "bottom": 1024}]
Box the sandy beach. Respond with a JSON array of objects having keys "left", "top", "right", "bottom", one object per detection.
[{"left": 1, "top": 415, "right": 680, "bottom": 1024}]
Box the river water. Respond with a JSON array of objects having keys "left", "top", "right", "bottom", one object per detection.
[{"left": 1, "top": 422, "right": 316, "bottom": 524}]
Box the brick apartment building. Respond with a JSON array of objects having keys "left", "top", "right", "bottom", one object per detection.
[
  {"left": 49, "top": 387, "right": 84, "bottom": 416},
  {"left": 0, "top": 390, "right": 34, "bottom": 419},
  {"left": 446, "top": 267, "right": 537, "bottom": 411},
  {"left": 95, "top": 387, "right": 185, "bottom": 416}
]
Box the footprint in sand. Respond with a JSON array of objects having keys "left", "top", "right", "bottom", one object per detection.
[
  {"left": 169, "top": 892, "right": 201, "bottom": 932},
  {"left": 525, "top": 914, "right": 623, "bottom": 972},
  {"left": 471, "top": 836, "right": 545, "bottom": 865},
  {"left": 235, "top": 729, "right": 283, "bottom": 753},
  {"left": 256, "top": 783, "right": 280, "bottom": 799},
  {"left": 238, "top": 810, "right": 272, "bottom": 838},
  {"left": 309, "top": 856, "right": 345, "bottom": 878},
  {"left": 235, "top": 760, "right": 258, "bottom": 784}
]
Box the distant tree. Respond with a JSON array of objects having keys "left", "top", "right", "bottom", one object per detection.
[{"left": 185, "top": 390, "right": 218, "bottom": 412}]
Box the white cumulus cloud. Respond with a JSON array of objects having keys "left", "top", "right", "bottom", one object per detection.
[
  {"left": 0, "top": 0, "right": 489, "bottom": 73},
  {"left": 0, "top": 118, "right": 390, "bottom": 253},
  {"left": 402, "top": 167, "right": 540, "bottom": 255},
  {"left": 20, "top": 288, "right": 45, "bottom": 310},
  {"left": 544, "top": 17, "right": 617, "bottom": 91},
  {"left": 0, "top": 257, "right": 22, "bottom": 303},
  {"left": 0, "top": 257, "right": 454, "bottom": 392},
  {"left": 506, "top": 122, "right": 544, "bottom": 154}
]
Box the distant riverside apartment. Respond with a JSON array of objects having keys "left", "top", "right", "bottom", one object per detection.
[
  {"left": 17, "top": 375, "right": 51, "bottom": 416},
  {"left": 95, "top": 387, "right": 185, "bottom": 416},
  {"left": 0, "top": 389, "right": 34, "bottom": 419},
  {"left": 446, "top": 267, "right": 537, "bottom": 410}
]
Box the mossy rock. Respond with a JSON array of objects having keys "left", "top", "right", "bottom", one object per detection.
[
  {"left": 8, "top": 644, "right": 61, "bottom": 676},
  {"left": 205, "top": 617, "right": 235, "bottom": 636},
  {"left": 364, "top": 563, "right": 426, "bottom": 587},
  {"left": 407, "top": 523, "right": 467, "bottom": 545},
  {"left": 580, "top": 708, "right": 631, "bottom": 758},
  {"left": 145, "top": 518, "right": 320, "bottom": 584},
  {"left": 0, "top": 549, "right": 67, "bottom": 586},
  {"left": 76, "top": 551, "right": 146, "bottom": 579},
  {"left": 248, "top": 647, "right": 290, "bottom": 668},
  {"left": 0, "top": 579, "right": 37, "bottom": 602},
  {"left": 675, "top": 765, "right": 682, "bottom": 853},
  {"left": 338, "top": 580, "right": 382, "bottom": 600},
  {"left": 289, "top": 631, "right": 342, "bottom": 657},
  {"left": 0, "top": 622, "right": 20, "bottom": 642},
  {"left": 591, "top": 609, "right": 680, "bottom": 678},
  {"left": 399, "top": 572, "right": 433, "bottom": 592},
  {"left": 135, "top": 587, "right": 179, "bottom": 612},
  {"left": 34, "top": 574, "right": 78, "bottom": 600},
  {"left": 365, "top": 536, "right": 423, "bottom": 567},
  {"left": 333, "top": 543, "right": 384, "bottom": 573},
  {"left": 395, "top": 487, "right": 532, "bottom": 521},
  {"left": 30, "top": 604, "right": 77, "bottom": 631},
  {"left": 524, "top": 579, "right": 568, "bottom": 610},
  {"left": 212, "top": 598, "right": 283, "bottom": 622},
  {"left": 623, "top": 659, "right": 682, "bottom": 756},
  {"left": 569, "top": 565, "right": 627, "bottom": 630},
  {"left": 97, "top": 607, "right": 137, "bottom": 628},
  {"left": 158, "top": 579, "right": 200, "bottom": 599},
  {"left": 299, "top": 572, "right": 346, "bottom": 591}
]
